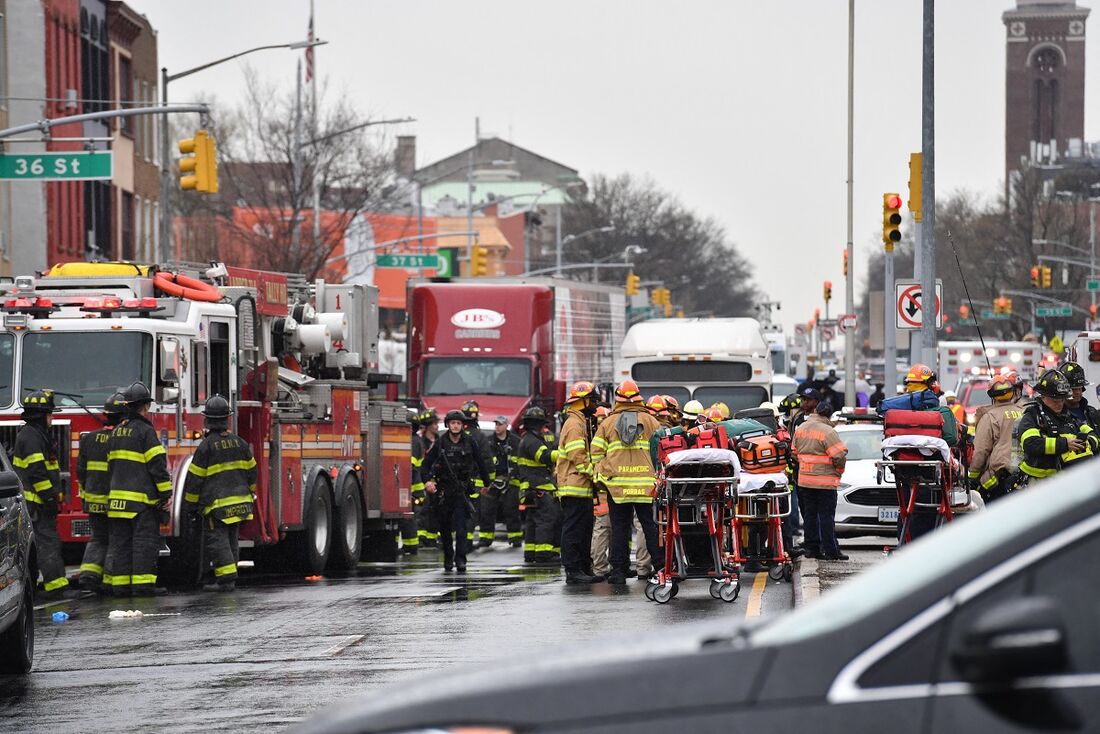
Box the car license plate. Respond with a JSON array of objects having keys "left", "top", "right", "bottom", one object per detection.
[{"left": 878, "top": 507, "right": 899, "bottom": 522}]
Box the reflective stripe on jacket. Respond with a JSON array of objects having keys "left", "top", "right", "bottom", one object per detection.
[
  {"left": 1018, "top": 401, "right": 1098, "bottom": 478},
  {"left": 77, "top": 427, "right": 112, "bottom": 514},
  {"left": 183, "top": 430, "right": 258, "bottom": 524},
  {"left": 555, "top": 410, "right": 594, "bottom": 498},
  {"left": 410, "top": 433, "right": 425, "bottom": 496},
  {"left": 792, "top": 414, "right": 847, "bottom": 489},
  {"left": 591, "top": 404, "right": 660, "bottom": 504},
  {"left": 13, "top": 422, "right": 61, "bottom": 505},
  {"left": 968, "top": 400, "right": 1024, "bottom": 489},
  {"left": 107, "top": 414, "right": 172, "bottom": 519},
  {"left": 515, "top": 432, "right": 555, "bottom": 498}
]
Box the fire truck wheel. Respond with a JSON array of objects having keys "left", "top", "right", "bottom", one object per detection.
[
  {"left": 329, "top": 477, "right": 363, "bottom": 571},
  {"left": 294, "top": 480, "right": 333, "bottom": 574}
]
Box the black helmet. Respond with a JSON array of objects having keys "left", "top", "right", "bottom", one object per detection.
[
  {"left": 444, "top": 409, "right": 466, "bottom": 424},
  {"left": 123, "top": 381, "right": 152, "bottom": 406},
  {"left": 407, "top": 407, "right": 421, "bottom": 429},
  {"left": 104, "top": 391, "right": 127, "bottom": 415},
  {"left": 523, "top": 406, "right": 548, "bottom": 425},
  {"left": 1060, "top": 361, "right": 1090, "bottom": 389},
  {"left": 22, "top": 389, "right": 58, "bottom": 414},
  {"left": 461, "top": 400, "right": 480, "bottom": 421},
  {"left": 1034, "top": 369, "right": 1071, "bottom": 399},
  {"left": 203, "top": 395, "right": 232, "bottom": 419},
  {"left": 778, "top": 393, "right": 801, "bottom": 414},
  {"left": 419, "top": 407, "right": 439, "bottom": 424}
]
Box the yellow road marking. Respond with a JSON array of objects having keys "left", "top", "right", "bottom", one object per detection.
[{"left": 745, "top": 571, "right": 768, "bottom": 618}]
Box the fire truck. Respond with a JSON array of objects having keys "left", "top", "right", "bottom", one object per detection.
[{"left": 0, "top": 261, "right": 410, "bottom": 579}]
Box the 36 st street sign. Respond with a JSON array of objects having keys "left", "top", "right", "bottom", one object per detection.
[{"left": 0, "top": 151, "right": 113, "bottom": 181}]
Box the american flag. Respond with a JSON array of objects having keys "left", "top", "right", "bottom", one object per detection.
[{"left": 305, "top": 7, "right": 315, "bottom": 82}]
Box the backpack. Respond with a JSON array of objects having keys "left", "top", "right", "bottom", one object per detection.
[
  {"left": 689, "top": 425, "right": 731, "bottom": 450},
  {"left": 737, "top": 435, "right": 791, "bottom": 474},
  {"left": 656, "top": 431, "right": 690, "bottom": 464},
  {"left": 884, "top": 409, "right": 945, "bottom": 439},
  {"left": 877, "top": 390, "right": 940, "bottom": 415}
]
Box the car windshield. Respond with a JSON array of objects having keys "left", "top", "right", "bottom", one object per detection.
[
  {"left": 962, "top": 382, "right": 992, "bottom": 408},
  {"left": 836, "top": 427, "right": 882, "bottom": 461},
  {"left": 0, "top": 334, "right": 13, "bottom": 408},
  {"left": 423, "top": 357, "right": 531, "bottom": 397},
  {"left": 20, "top": 331, "right": 153, "bottom": 406},
  {"left": 692, "top": 386, "right": 770, "bottom": 413},
  {"left": 752, "top": 462, "right": 1100, "bottom": 646}
]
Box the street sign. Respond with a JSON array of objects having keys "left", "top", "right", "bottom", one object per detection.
[
  {"left": 1035, "top": 306, "right": 1073, "bottom": 317},
  {"left": 376, "top": 253, "right": 439, "bottom": 269},
  {"left": 821, "top": 327, "right": 836, "bottom": 342},
  {"left": 839, "top": 313, "right": 858, "bottom": 332},
  {"left": 0, "top": 151, "right": 113, "bottom": 181},
  {"left": 818, "top": 318, "right": 838, "bottom": 329},
  {"left": 1088, "top": 279, "right": 1100, "bottom": 292},
  {"left": 980, "top": 310, "right": 1011, "bottom": 320},
  {"left": 895, "top": 279, "right": 943, "bottom": 330}
]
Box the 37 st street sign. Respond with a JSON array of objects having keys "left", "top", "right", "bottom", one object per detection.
[{"left": 0, "top": 151, "right": 113, "bottom": 181}]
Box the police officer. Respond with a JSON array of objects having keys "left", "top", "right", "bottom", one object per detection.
[
  {"left": 461, "top": 400, "right": 495, "bottom": 546},
  {"left": 1062, "top": 361, "right": 1100, "bottom": 431},
  {"left": 1016, "top": 369, "right": 1098, "bottom": 487},
  {"left": 416, "top": 408, "right": 440, "bottom": 548},
  {"left": 183, "top": 396, "right": 258, "bottom": 591},
  {"left": 76, "top": 391, "right": 127, "bottom": 593},
  {"left": 480, "top": 415, "right": 521, "bottom": 548},
  {"left": 516, "top": 406, "right": 561, "bottom": 565},
  {"left": 400, "top": 408, "right": 423, "bottom": 555},
  {"left": 423, "top": 410, "right": 491, "bottom": 573},
  {"left": 967, "top": 375, "right": 1026, "bottom": 503},
  {"left": 557, "top": 382, "right": 600, "bottom": 584},
  {"left": 13, "top": 389, "right": 71, "bottom": 599},
  {"left": 105, "top": 381, "right": 172, "bottom": 597}
]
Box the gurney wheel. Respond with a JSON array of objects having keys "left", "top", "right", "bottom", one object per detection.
[
  {"left": 783, "top": 564, "right": 793, "bottom": 583},
  {"left": 652, "top": 584, "right": 674, "bottom": 604},
  {"left": 768, "top": 564, "right": 785, "bottom": 581},
  {"left": 709, "top": 580, "right": 723, "bottom": 599},
  {"left": 670, "top": 581, "right": 679, "bottom": 598},
  {"left": 644, "top": 582, "right": 658, "bottom": 601},
  {"left": 719, "top": 580, "right": 740, "bottom": 603}
]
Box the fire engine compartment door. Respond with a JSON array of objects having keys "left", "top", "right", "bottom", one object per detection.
[{"left": 193, "top": 318, "right": 235, "bottom": 406}]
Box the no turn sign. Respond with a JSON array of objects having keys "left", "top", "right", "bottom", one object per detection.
[{"left": 895, "top": 279, "right": 943, "bottom": 330}]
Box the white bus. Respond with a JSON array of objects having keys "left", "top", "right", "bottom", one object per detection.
[{"left": 616, "top": 318, "right": 773, "bottom": 413}]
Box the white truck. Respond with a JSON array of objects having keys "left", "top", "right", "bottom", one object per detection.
[
  {"left": 616, "top": 318, "right": 773, "bottom": 413},
  {"left": 1068, "top": 331, "right": 1100, "bottom": 389}
]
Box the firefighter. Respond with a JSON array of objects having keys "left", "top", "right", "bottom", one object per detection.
[
  {"left": 589, "top": 406, "right": 612, "bottom": 577},
  {"left": 663, "top": 395, "right": 682, "bottom": 426},
  {"left": 400, "top": 408, "right": 422, "bottom": 555},
  {"left": 13, "top": 389, "right": 71, "bottom": 599},
  {"left": 967, "top": 375, "right": 1026, "bottom": 503},
  {"left": 944, "top": 392, "right": 965, "bottom": 426},
  {"left": 422, "top": 410, "right": 491, "bottom": 573},
  {"left": 105, "top": 381, "right": 172, "bottom": 597},
  {"left": 557, "top": 381, "right": 601, "bottom": 584},
  {"left": 481, "top": 415, "right": 521, "bottom": 547},
  {"left": 515, "top": 406, "right": 561, "bottom": 564},
  {"left": 591, "top": 379, "right": 662, "bottom": 585},
  {"left": 646, "top": 395, "right": 674, "bottom": 428},
  {"left": 416, "top": 408, "right": 440, "bottom": 548},
  {"left": 1062, "top": 361, "right": 1100, "bottom": 431},
  {"left": 1015, "top": 369, "right": 1098, "bottom": 488},
  {"left": 182, "top": 396, "right": 257, "bottom": 591},
  {"left": 900, "top": 364, "right": 959, "bottom": 446},
  {"left": 681, "top": 399, "right": 704, "bottom": 428},
  {"left": 461, "top": 400, "right": 495, "bottom": 546},
  {"left": 76, "top": 391, "right": 128, "bottom": 593}
]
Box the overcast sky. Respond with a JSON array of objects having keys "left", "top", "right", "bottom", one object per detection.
[{"left": 130, "top": 0, "right": 1100, "bottom": 332}]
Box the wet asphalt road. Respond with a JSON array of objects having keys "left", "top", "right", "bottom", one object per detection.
[{"left": 1, "top": 544, "right": 793, "bottom": 733}]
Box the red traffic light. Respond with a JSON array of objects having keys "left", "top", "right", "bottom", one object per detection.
[{"left": 885, "top": 194, "right": 903, "bottom": 209}]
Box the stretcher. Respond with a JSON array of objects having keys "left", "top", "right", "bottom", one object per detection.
[
  {"left": 877, "top": 435, "right": 968, "bottom": 545},
  {"left": 732, "top": 471, "right": 794, "bottom": 582}
]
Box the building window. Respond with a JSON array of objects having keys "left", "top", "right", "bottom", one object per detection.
[
  {"left": 121, "top": 192, "right": 134, "bottom": 260},
  {"left": 119, "top": 55, "right": 133, "bottom": 135}
]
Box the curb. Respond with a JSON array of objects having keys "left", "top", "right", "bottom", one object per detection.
[{"left": 792, "top": 558, "right": 820, "bottom": 607}]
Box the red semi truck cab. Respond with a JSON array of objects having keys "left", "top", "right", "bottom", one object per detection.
[{"left": 407, "top": 279, "right": 625, "bottom": 428}]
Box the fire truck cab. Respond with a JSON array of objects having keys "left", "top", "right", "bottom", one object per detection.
[{"left": 0, "top": 262, "right": 410, "bottom": 579}]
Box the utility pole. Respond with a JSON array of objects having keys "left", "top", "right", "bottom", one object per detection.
[
  {"left": 843, "top": 0, "right": 856, "bottom": 407},
  {"left": 290, "top": 60, "right": 303, "bottom": 264},
  {"left": 919, "top": 0, "right": 937, "bottom": 366},
  {"left": 310, "top": 0, "right": 321, "bottom": 264}
]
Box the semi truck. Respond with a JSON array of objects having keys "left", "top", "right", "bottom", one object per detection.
[
  {"left": 0, "top": 261, "right": 410, "bottom": 579},
  {"left": 615, "top": 317, "right": 773, "bottom": 413},
  {"left": 407, "top": 278, "right": 626, "bottom": 427}
]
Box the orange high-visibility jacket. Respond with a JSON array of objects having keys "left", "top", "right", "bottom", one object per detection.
[{"left": 792, "top": 414, "right": 848, "bottom": 489}]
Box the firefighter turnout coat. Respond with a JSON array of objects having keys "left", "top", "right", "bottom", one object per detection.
[
  {"left": 968, "top": 399, "right": 1026, "bottom": 491},
  {"left": 183, "top": 430, "right": 258, "bottom": 523},
  {"left": 792, "top": 413, "right": 848, "bottom": 489},
  {"left": 555, "top": 409, "right": 594, "bottom": 499},
  {"left": 76, "top": 426, "right": 112, "bottom": 515},
  {"left": 1018, "top": 400, "right": 1098, "bottom": 479},
  {"left": 515, "top": 430, "right": 556, "bottom": 499},
  {"left": 591, "top": 404, "right": 660, "bottom": 504},
  {"left": 107, "top": 414, "right": 172, "bottom": 519},
  {"left": 13, "top": 422, "right": 61, "bottom": 506}
]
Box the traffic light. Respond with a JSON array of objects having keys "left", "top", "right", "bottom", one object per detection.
[
  {"left": 1041, "top": 265, "right": 1052, "bottom": 289},
  {"left": 650, "top": 287, "right": 671, "bottom": 309},
  {"left": 1031, "top": 265, "right": 1041, "bottom": 288},
  {"left": 823, "top": 280, "right": 832, "bottom": 303},
  {"left": 994, "top": 297, "right": 1006, "bottom": 315},
  {"left": 471, "top": 245, "right": 489, "bottom": 276},
  {"left": 178, "top": 129, "right": 218, "bottom": 194},
  {"left": 959, "top": 304, "right": 970, "bottom": 320},
  {"left": 1090, "top": 304, "right": 1098, "bottom": 319},
  {"left": 842, "top": 250, "right": 849, "bottom": 277},
  {"left": 1004, "top": 297, "right": 1013, "bottom": 314},
  {"left": 882, "top": 193, "right": 903, "bottom": 248},
  {"left": 625, "top": 272, "right": 640, "bottom": 296},
  {"left": 813, "top": 307, "right": 821, "bottom": 326}
]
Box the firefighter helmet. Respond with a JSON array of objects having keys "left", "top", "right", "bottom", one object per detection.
[
  {"left": 1000, "top": 367, "right": 1023, "bottom": 387},
  {"left": 758, "top": 401, "right": 780, "bottom": 417},
  {"left": 682, "top": 399, "right": 704, "bottom": 421},
  {"left": 566, "top": 381, "right": 596, "bottom": 404},
  {"left": 712, "top": 401, "right": 731, "bottom": 420},
  {"left": 646, "top": 395, "right": 668, "bottom": 415},
  {"left": 443, "top": 409, "right": 466, "bottom": 425},
  {"left": 1061, "top": 361, "right": 1089, "bottom": 388},
  {"left": 614, "top": 379, "right": 643, "bottom": 403},
  {"left": 1034, "top": 369, "right": 1071, "bottom": 399},
  {"left": 987, "top": 375, "right": 1015, "bottom": 402},
  {"left": 407, "top": 407, "right": 421, "bottom": 428},
  {"left": 904, "top": 364, "right": 937, "bottom": 390},
  {"left": 104, "top": 391, "right": 128, "bottom": 415},
  {"left": 419, "top": 407, "right": 439, "bottom": 424},
  {"left": 779, "top": 393, "right": 801, "bottom": 414},
  {"left": 523, "top": 405, "right": 549, "bottom": 425},
  {"left": 123, "top": 381, "right": 152, "bottom": 406},
  {"left": 202, "top": 395, "right": 232, "bottom": 419},
  {"left": 594, "top": 406, "right": 611, "bottom": 420},
  {"left": 21, "top": 389, "right": 58, "bottom": 414},
  {"left": 662, "top": 395, "right": 680, "bottom": 411},
  {"left": 461, "top": 400, "right": 480, "bottom": 421},
  {"left": 703, "top": 406, "right": 724, "bottom": 423}
]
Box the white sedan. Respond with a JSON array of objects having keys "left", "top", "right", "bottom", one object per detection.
[{"left": 833, "top": 422, "right": 898, "bottom": 537}]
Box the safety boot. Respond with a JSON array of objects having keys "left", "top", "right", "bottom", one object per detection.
[{"left": 565, "top": 570, "right": 600, "bottom": 585}]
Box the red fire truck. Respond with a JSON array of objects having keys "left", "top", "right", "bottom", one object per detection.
[
  {"left": 0, "top": 262, "right": 410, "bottom": 579},
  {"left": 407, "top": 278, "right": 626, "bottom": 428}
]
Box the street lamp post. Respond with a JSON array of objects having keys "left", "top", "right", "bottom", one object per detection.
[
  {"left": 158, "top": 38, "right": 327, "bottom": 264},
  {"left": 558, "top": 225, "right": 615, "bottom": 278}
]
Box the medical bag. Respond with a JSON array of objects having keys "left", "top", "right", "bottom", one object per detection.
[{"left": 883, "top": 409, "right": 944, "bottom": 439}]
